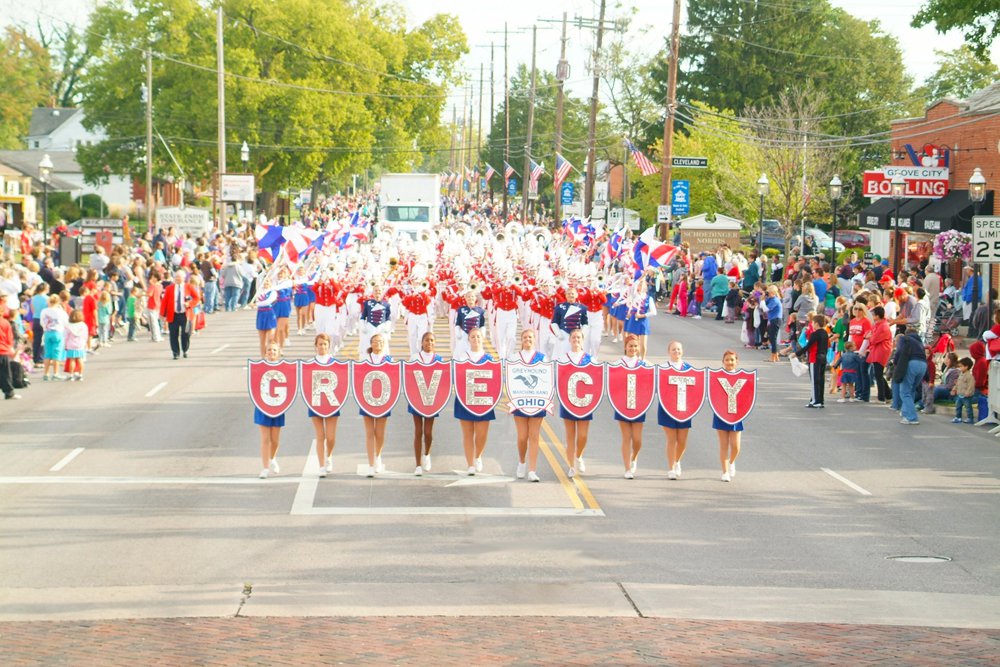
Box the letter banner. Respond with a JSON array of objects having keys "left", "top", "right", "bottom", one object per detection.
[
  {"left": 403, "top": 361, "right": 453, "bottom": 418},
  {"left": 555, "top": 362, "right": 604, "bottom": 419},
  {"left": 300, "top": 359, "right": 351, "bottom": 418},
  {"left": 606, "top": 363, "right": 655, "bottom": 421},
  {"left": 248, "top": 359, "right": 299, "bottom": 418},
  {"left": 657, "top": 366, "right": 707, "bottom": 422},
  {"left": 707, "top": 368, "right": 757, "bottom": 425},
  {"left": 504, "top": 361, "right": 554, "bottom": 416},
  {"left": 352, "top": 361, "right": 402, "bottom": 418},
  {"left": 454, "top": 360, "right": 503, "bottom": 417}
]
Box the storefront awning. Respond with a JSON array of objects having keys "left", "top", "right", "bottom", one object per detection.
[
  {"left": 913, "top": 189, "right": 995, "bottom": 234},
  {"left": 858, "top": 197, "right": 896, "bottom": 230},
  {"left": 890, "top": 198, "right": 935, "bottom": 233}
]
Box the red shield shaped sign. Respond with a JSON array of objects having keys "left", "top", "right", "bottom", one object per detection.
[
  {"left": 352, "top": 361, "right": 402, "bottom": 418},
  {"left": 299, "top": 360, "right": 351, "bottom": 418},
  {"left": 708, "top": 368, "right": 757, "bottom": 425},
  {"left": 555, "top": 362, "right": 604, "bottom": 419},
  {"left": 248, "top": 359, "right": 299, "bottom": 418},
  {"left": 453, "top": 360, "right": 503, "bottom": 417},
  {"left": 606, "top": 363, "right": 655, "bottom": 421},
  {"left": 657, "top": 366, "right": 707, "bottom": 422},
  {"left": 505, "top": 361, "right": 555, "bottom": 416},
  {"left": 403, "top": 360, "right": 453, "bottom": 418}
]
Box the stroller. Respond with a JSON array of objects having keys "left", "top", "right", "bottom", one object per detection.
[{"left": 928, "top": 295, "right": 959, "bottom": 361}]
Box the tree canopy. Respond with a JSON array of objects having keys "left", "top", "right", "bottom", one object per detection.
[
  {"left": 0, "top": 27, "right": 53, "bottom": 149},
  {"left": 917, "top": 45, "right": 1000, "bottom": 103},
  {"left": 913, "top": 0, "right": 1000, "bottom": 61}
]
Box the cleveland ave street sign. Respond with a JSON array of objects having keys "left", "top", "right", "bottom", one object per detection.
[{"left": 672, "top": 157, "right": 708, "bottom": 168}]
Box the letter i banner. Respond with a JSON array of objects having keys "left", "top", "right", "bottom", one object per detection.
[
  {"left": 454, "top": 360, "right": 503, "bottom": 417},
  {"left": 606, "top": 363, "right": 656, "bottom": 421},
  {"left": 353, "top": 361, "right": 402, "bottom": 418},
  {"left": 248, "top": 359, "right": 299, "bottom": 418},
  {"left": 403, "top": 360, "right": 453, "bottom": 418},
  {"left": 707, "top": 368, "right": 757, "bottom": 425},
  {"left": 299, "top": 359, "right": 351, "bottom": 418},
  {"left": 555, "top": 361, "right": 604, "bottom": 419},
  {"left": 504, "top": 360, "right": 554, "bottom": 416},
  {"left": 657, "top": 366, "right": 707, "bottom": 422}
]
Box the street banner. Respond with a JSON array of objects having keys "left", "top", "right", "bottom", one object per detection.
[
  {"left": 403, "top": 360, "right": 453, "bottom": 418},
  {"left": 555, "top": 362, "right": 604, "bottom": 419},
  {"left": 352, "top": 361, "right": 402, "bottom": 418},
  {"left": 657, "top": 366, "right": 707, "bottom": 422},
  {"left": 299, "top": 359, "right": 351, "bottom": 418},
  {"left": 707, "top": 368, "right": 757, "bottom": 425},
  {"left": 606, "top": 363, "right": 655, "bottom": 421},
  {"left": 504, "top": 361, "right": 554, "bottom": 416},
  {"left": 454, "top": 360, "right": 503, "bottom": 417},
  {"left": 247, "top": 359, "right": 299, "bottom": 418}
]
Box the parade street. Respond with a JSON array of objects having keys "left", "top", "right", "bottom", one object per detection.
[{"left": 2, "top": 306, "right": 999, "bottom": 664}]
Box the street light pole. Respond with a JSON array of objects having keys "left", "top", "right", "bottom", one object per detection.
[
  {"left": 38, "top": 153, "right": 53, "bottom": 246},
  {"left": 890, "top": 174, "right": 906, "bottom": 280},
  {"left": 970, "top": 167, "right": 988, "bottom": 328},
  {"left": 829, "top": 174, "right": 842, "bottom": 268},
  {"left": 756, "top": 173, "right": 769, "bottom": 257},
  {"left": 240, "top": 141, "right": 250, "bottom": 224}
]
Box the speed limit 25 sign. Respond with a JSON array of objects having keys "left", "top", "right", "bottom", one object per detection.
[{"left": 973, "top": 217, "right": 1000, "bottom": 262}]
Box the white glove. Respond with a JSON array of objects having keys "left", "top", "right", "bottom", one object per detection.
[{"left": 455, "top": 329, "right": 467, "bottom": 343}]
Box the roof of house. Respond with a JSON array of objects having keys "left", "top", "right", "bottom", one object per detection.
[
  {"left": 0, "top": 151, "right": 79, "bottom": 191},
  {"left": 964, "top": 82, "right": 1000, "bottom": 115},
  {"left": 27, "top": 107, "right": 82, "bottom": 137}
]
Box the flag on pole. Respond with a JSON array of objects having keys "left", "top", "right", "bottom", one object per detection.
[
  {"left": 625, "top": 139, "right": 658, "bottom": 177},
  {"left": 504, "top": 161, "right": 517, "bottom": 183},
  {"left": 485, "top": 164, "right": 497, "bottom": 182},
  {"left": 529, "top": 159, "right": 544, "bottom": 184},
  {"left": 554, "top": 153, "right": 573, "bottom": 187}
]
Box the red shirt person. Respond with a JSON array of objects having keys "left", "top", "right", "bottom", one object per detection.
[{"left": 160, "top": 270, "right": 201, "bottom": 359}]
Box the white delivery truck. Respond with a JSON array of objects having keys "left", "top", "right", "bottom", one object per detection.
[{"left": 377, "top": 173, "right": 441, "bottom": 238}]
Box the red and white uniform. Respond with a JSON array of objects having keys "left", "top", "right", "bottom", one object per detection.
[
  {"left": 312, "top": 279, "right": 346, "bottom": 348},
  {"left": 483, "top": 282, "right": 523, "bottom": 359},
  {"left": 579, "top": 288, "right": 606, "bottom": 358},
  {"left": 401, "top": 287, "right": 436, "bottom": 357}
]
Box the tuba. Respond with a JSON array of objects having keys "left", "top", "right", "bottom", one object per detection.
[
  {"left": 473, "top": 224, "right": 490, "bottom": 239},
  {"left": 495, "top": 230, "right": 506, "bottom": 243}
]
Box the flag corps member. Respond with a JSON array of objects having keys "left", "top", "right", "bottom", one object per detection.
[
  {"left": 550, "top": 285, "right": 588, "bottom": 361},
  {"left": 359, "top": 283, "right": 392, "bottom": 360},
  {"left": 454, "top": 289, "right": 486, "bottom": 361}
]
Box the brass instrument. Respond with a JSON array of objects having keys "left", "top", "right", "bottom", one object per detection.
[
  {"left": 418, "top": 279, "right": 430, "bottom": 292},
  {"left": 419, "top": 230, "right": 432, "bottom": 242},
  {"left": 553, "top": 276, "right": 563, "bottom": 289},
  {"left": 473, "top": 224, "right": 489, "bottom": 238},
  {"left": 505, "top": 221, "right": 523, "bottom": 238},
  {"left": 596, "top": 273, "right": 607, "bottom": 287},
  {"left": 468, "top": 280, "right": 480, "bottom": 293},
  {"left": 367, "top": 278, "right": 377, "bottom": 288},
  {"left": 495, "top": 231, "right": 506, "bottom": 243}
]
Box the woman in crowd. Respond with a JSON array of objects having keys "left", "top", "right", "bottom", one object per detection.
[
  {"left": 361, "top": 332, "right": 393, "bottom": 478},
  {"left": 933, "top": 352, "right": 961, "bottom": 403},
  {"left": 867, "top": 305, "right": 894, "bottom": 403},
  {"left": 256, "top": 339, "right": 285, "bottom": 479},
  {"left": 410, "top": 331, "right": 442, "bottom": 477},
  {"left": 310, "top": 333, "right": 340, "bottom": 479},
  {"left": 716, "top": 349, "right": 745, "bottom": 482},
  {"left": 454, "top": 327, "right": 495, "bottom": 476},
  {"left": 764, "top": 284, "right": 782, "bottom": 362},
  {"left": 512, "top": 328, "right": 546, "bottom": 482},
  {"left": 616, "top": 334, "right": 648, "bottom": 479},
  {"left": 658, "top": 340, "right": 692, "bottom": 480}
]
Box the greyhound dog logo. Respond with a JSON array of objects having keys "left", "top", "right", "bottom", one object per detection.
[{"left": 515, "top": 374, "right": 539, "bottom": 389}]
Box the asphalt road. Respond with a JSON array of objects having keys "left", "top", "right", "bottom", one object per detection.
[{"left": 2, "top": 303, "right": 999, "bottom": 625}]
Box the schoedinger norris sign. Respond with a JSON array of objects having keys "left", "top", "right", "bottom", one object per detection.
[{"left": 863, "top": 166, "right": 949, "bottom": 199}]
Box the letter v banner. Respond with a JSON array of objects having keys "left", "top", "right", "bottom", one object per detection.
[
  {"left": 403, "top": 360, "right": 453, "bottom": 418},
  {"left": 657, "top": 366, "right": 707, "bottom": 422},
  {"left": 707, "top": 368, "right": 757, "bottom": 425},
  {"left": 299, "top": 359, "right": 351, "bottom": 418},
  {"left": 248, "top": 359, "right": 299, "bottom": 418}
]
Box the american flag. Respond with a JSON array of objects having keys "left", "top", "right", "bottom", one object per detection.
[
  {"left": 554, "top": 153, "right": 573, "bottom": 187},
  {"left": 529, "top": 159, "right": 544, "bottom": 184},
  {"left": 625, "top": 139, "right": 658, "bottom": 177},
  {"left": 484, "top": 164, "right": 497, "bottom": 182},
  {"left": 504, "top": 161, "right": 517, "bottom": 183}
]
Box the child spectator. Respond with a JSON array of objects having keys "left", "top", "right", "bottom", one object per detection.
[
  {"left": 837, "top": 341, "right": 863, "bottom": 402},
  {"left": 64, "top": 309, "right": 88, "bottom": 381},
  {"left": 126, "top": 288, "right": 142, "bottom": 342},
  {"left": 970, "top": 340, "right": 989, "bottom": 421},
  {"left": 724, "top": 279, "right": 740, "bottom": 324},
  {"left": 692, "top": 280, "right": 704, "bottom": 319},
  {"left": 919, "top": 346, "right": 937, "bottom": 414},
  {"left": 951, "top": 357, "right": 976, "bottom": 424},
  {"left": 97, "top": 290, "right": 113, "bottom": 348}
]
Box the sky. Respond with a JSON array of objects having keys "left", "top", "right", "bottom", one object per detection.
[{"left": 5, "top": 0, "right": 997, "bottom": 115}]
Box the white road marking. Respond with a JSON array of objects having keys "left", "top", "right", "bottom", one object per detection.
[
  {"left": 291, "top": 439, "right": 320, "bottom": 515},
  {"left": 211, "top": 344, "right": 230, "bottom": 355},
  {"left": 445, "top": 475, "right": 516, "bottom": 487},
  {"left": 49, "top": 448, "right": 85, "bottom": 472},
  {"left": 821, "top": 468, "right": 873, "bottom": 496},
  {"left": 0, "top": 476, "right": 302, "bottom": 485},
  {"left": 301, "top": 506, "right": 605, "bottom": 517},
  {"left": 145, "top": 382, "right": 167, "bottom": 398}
]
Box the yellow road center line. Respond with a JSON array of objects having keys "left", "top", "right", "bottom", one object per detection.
[
  {"left": 541, "top": 419, "right": 602, "bottom": 511},
  {"left": 538, "top": 430, "right": 584, "bottom": 510}
]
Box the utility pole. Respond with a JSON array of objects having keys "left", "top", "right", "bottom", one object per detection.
[
  {"left": 145, "top": 49, "right": 154, "bottom": 232},
  {"left": 521, "top": 25, "right": 538, "bottom": 225},
  {"left": 477, "top": 63, "right": 483, "bottom": 200},
  {"left": 584, "top": 0, "right": 608, "bottom": 219},
  {"left": 552, "top": 13, "right": 569, "bottom": 223},
  {"left": 216, "top": 6, "right": 226, "bottom": 229},
  {"left": 659, "top": 0, "right": 683, "bottom": 209},
  {"left": 489, "top": 44, "right": 495, "bottom": 202},
  {"left": 503, "top": 23, "right": 510, "bottom": 219},
  {"left": 449, "top": 104, "right": 457, "bottom": 197}
]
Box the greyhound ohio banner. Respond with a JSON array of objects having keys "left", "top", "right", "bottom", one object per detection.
[{"left": 247, "top": 360, "right": 758, "bottom": 423}]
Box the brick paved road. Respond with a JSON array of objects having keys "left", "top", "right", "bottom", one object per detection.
[{"left": 2, "top": 616, "right": 998, "bottom": 666}]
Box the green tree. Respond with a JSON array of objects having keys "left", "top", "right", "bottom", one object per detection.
[
  {"left": 0, "top": 27, "right": 53, "bottom": 149},
  {"left": 34, "top": 22, "right": 92, "bottom": 107},
  {"left": 913, "top": 0, "right": 1000, "bottom": 60},
  {"left": 917, "top": 45, "right": 1000, "bottom": 103}
]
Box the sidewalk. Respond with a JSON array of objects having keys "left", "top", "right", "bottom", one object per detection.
[{"left": 3, "top": 616, "right": 998, "bottom": 666}]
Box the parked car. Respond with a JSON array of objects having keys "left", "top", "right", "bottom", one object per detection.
[
  {"left": 832, "top": 229, "right": 870, "bottom": 248},
  {"left": 746, "top": 219, "right": 789, "bottom": 251},
  {"left": 793, "top": 228, "right": 845, "bottom": 254}
]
